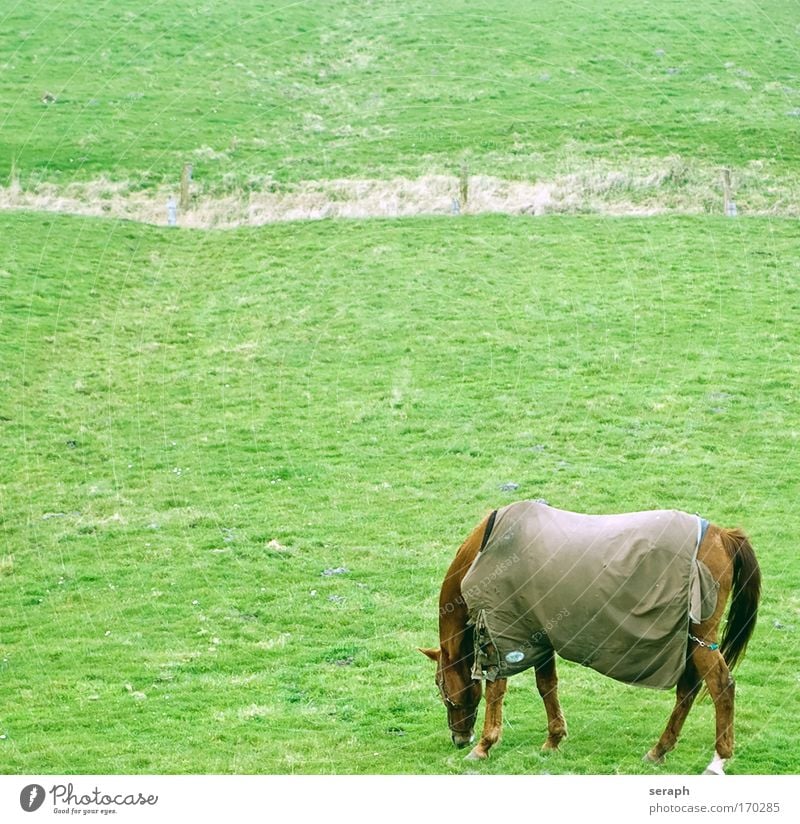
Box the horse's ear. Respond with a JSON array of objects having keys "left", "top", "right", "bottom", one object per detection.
[{"left": 418, "top": 647, "right": 440, "bottom": 662}]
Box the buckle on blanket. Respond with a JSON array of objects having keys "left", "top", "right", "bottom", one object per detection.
[
  {"left": 689, "top": 632, "right": 719, "bottom": 651},
  {"left": 471, "top": 609, "right": 499, "bottom": 681}
]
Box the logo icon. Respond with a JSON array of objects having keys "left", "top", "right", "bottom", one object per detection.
[
  {"left": 20, "top": 784, "right": 46, "bottom": 812},
  {"left": 505, "top": 650, "right": 525, "bottom": 664}
]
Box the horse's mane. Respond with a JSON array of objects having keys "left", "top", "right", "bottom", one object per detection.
[{"left": 438, "top": 511, "right": 495, "bottom": 660}]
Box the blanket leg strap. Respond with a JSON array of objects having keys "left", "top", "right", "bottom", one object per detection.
[{"left": 689, "top": 633, "right": 719, "bottom": 651}]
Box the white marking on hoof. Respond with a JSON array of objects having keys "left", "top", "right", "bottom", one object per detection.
[
  {"left": 643, "top": 750, "right": 665, "bottom": 765},
  {"left": 703, "top": 751, "right": 727, "bottom": 775},
  {"left": 465, "top": 747, "right": 487, "bottom": 761}
]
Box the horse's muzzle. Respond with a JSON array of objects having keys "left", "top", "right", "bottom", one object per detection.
[{"left": 451, "top": 732, "right": 474, "bottom": 748}]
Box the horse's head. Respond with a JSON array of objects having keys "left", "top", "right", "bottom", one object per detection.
[{"left": 420, "top": 646, "right": 482, "bottom": 747}]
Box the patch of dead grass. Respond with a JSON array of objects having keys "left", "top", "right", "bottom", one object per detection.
[{"left": 1, "top": 160, "right": 797, "bottom": 228}]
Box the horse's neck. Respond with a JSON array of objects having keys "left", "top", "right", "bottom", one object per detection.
[{"left": 439, "top": 514, "right": 490, "bottom": 658}]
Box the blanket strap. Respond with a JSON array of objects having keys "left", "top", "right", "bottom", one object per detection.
[
  {"left": 471, "top": 609, "right": 498, "bottom": 682},
  {"left": 688, "top": 632, "right": 719, "bottom": 651}
]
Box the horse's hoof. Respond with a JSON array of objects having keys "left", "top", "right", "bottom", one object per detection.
[
  {"left": 541, "top": 734, "right": 565, "bottom": 752},
  {"left": 703, "top": 752, "right": 727, "bottom": 775},
  {"left": 643, "top": 750, "right": 665, "bottom": 765},
  {"left": 465, "top": 747, "right": 487, "bottom": 761}
]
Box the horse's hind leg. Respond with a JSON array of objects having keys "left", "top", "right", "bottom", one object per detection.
[
  {"left": 644, "top": 658, "right": 701, "bottom": 765},
  {"left": 466, "top": 677, "right": 507, "bottom": 761},
  {"left": 536, "top": 650, "right": 567, "bottom": 751},
  {"left": 692, "top": 645, "right": 735, "bottom": 774}
]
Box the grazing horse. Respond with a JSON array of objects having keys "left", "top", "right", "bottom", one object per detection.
[{"left": 421, "top": 502, "right": 761, "bottom": 774}]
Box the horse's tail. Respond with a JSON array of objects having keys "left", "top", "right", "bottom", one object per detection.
[{"left": 718, "top": 528, "right": 761, "bottom": 671}]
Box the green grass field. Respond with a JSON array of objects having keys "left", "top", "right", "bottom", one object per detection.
[
  {"left": 1, "top": 0, "right": 799, "bottom": 776},
  {"left": 1, "top": 211, "right": 798, "bottom": 773},
  {"left": 2, "top": 0, "right": 799, "bottom": 200}
]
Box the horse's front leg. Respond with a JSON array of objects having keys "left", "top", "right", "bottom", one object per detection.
[
  {"left": 466, "top": 678, "right": 507, "bottom": 760},
  {"left": 536, "top": 650, "right": 567, "bottom": 751}
]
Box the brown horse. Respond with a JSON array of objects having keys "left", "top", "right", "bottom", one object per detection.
[{"left": 421, "top": 505, "right": 761, "bottom": 774}]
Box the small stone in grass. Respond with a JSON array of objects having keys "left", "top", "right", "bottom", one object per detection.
[{"left": 267, "top": 539, "right": 289, "bottom": 552}]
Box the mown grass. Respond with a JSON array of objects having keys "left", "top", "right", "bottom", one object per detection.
[
  {"left": 2, "top": 0, "right": 799, "bottom": 192},
  {"left": 1, "top": 211, "right": 798, "bottom": 773}
]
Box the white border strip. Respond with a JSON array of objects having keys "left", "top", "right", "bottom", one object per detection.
[{"left": 1, "top": 775, "right": 797, "bottom": 824}]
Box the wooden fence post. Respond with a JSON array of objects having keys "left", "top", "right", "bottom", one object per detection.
[
  {"left": 721, "top": 168, "right": 736, "bottom": 216},
  {"left": 459, "top": 163, "right": 469, "bottom": 210}
]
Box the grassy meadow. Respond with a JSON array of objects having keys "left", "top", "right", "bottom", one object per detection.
[
  {"left": 2, "top": 0, "right": 799, "bottom": 203},
  {"left": 1, "top": 211, "right": 798, "bottom": 773},
  {"left": 1, "top": 0, "right": 799, "bottom": 776}
]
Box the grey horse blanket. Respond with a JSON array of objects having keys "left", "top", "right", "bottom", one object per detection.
[{"left": 462, "top": 501, "right": 717, "bottom": 689}]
